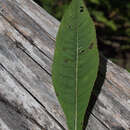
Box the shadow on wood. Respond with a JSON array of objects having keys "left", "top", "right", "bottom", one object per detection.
[{"left": 83, "top": 54, "right": 107, "bottom": 129}]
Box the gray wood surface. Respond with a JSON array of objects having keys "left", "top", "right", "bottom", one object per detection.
[{"left": 0, "top": 0, "right": 129, "bottom": 130}]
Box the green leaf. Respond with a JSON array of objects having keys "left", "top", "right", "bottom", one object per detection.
[
  {"left": 52, "top": 0, "right": 99, "bottom": 130},
  {"left": 92, "top": 11, "right": 117, "bottom": 31},
  {"left": 128, "top": 69, "right": 130, "bottom": 73},
  {"left": 89, "top": 0, "right": 100, "bottom": 5}
]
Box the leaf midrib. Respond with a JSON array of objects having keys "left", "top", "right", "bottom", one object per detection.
[
  {"left": 75, "top": 1, "right": 79, "bottom": 129},
  {"left": 75, "top": 23, "right": 78, "bottom": 130}
]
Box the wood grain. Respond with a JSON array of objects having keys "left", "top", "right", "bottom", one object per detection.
[{"left": 0, "top": 0, "right": 129, "bottom": 130}]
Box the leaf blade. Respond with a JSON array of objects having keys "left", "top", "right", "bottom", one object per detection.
[{"left": 52, "top": 0, "right": 99, "bottom": 130}]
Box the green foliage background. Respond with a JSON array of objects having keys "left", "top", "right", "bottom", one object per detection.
[{"left": 34, "top": 0, "right": 130, "bottom": 72}]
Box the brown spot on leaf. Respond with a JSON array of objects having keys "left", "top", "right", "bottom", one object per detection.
[
  {"left": 56, "top": 92, "right": 59, "bottom": 97},
  {"left": 68, "top": 24, "right": 72, "bottom": 29},
  {"left": 88, "top": 42, "right": 94, "bottom": 49},
  {"left": 63, "top": 47, "right": 67, "bottom": 51},
  {"left": 64, "top": 59, "right": 69, "bottom": 63}
]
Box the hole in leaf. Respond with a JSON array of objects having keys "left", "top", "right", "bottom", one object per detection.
[
  {"left": 80, "top": 6, "right": 84, "bottom": 12},
  {"left": 79, "top": 49, "right": 85, "bottom": 54},
  {"left": 64, "top": 59, "right": 69, "bottom": 63}
]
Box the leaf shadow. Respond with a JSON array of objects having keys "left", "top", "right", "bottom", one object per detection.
[{"left": 83, "top": 53, "right": 107, "bottom": 130}]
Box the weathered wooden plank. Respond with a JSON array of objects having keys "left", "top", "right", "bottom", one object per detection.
[
  {"left": 86, "top": 115, "right": 108, "bottom": 130},
  {"left": 0, "top": 0, "right": 54, "bottom": 59},
  {"left": 0, "top": 15, "right": 51, "bottom": 75},
  {"left": 0, "top": 32, "right": 67, "bottom": 129},
  {"left": 13, "top": 0, "right": 59, "bottom": 39},
  {"left": 0, "top": 64, "right": 61, "bottom": 130},
  {"left": 0, "top": 0, "right": 129, "bottom": 129},
  {"left": 0, "top": 33, "right": 109, "bottom": 130},
  {"left": 92, "top": 80, "right": 130, "bottom": 129},
  {"left": 0, "top": 15, "right": 109, "bottom": 130},
  {"left": 0, "top": 100, "right": 41, "bottom": 130},
  {"left": 0, "top": 118, "right": 10, "bottom": 130},
  {"left": 104, "top": 60, "right": 130, "bottom": 97}
]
